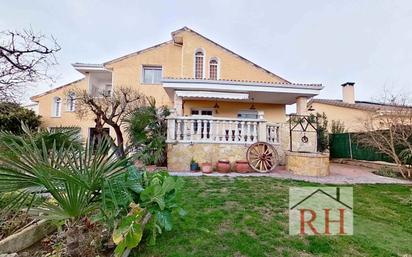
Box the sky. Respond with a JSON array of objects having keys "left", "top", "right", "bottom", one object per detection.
[{"left": 1, "top": 0, "right": 412, "bottom": 110}]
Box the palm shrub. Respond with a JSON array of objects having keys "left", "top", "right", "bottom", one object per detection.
[
  {"left": 0, "top": 131, "right": 131, "bottom": 255},
  {"left": 125, "top": 97, "right": 170, "bottom": 166},
  {"left": 0, "top": 123, "right": 82, "bottom": 160},
  {"left": 0, "top": 135, "right": 129, "bottom": 220}
]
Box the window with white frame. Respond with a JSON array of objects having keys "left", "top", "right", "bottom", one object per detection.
[
  {"left": 142, "top": 66, "right": 162, "bottom": 84},
  {"left": 194, "top": 50, "right": 204, "bottom": 79},
  {"left": 52, "top": 97, "right": 62, "bottom": 117},
  {"left": 209, "top": 59, "right": 218, "bottom": 80},
  {"left": 237, "top": 110, "right": 258, "bottom": 119},
  {"left": 191, "top": 109, "right": 213, "bottom": 116},
  {"left": 66, "top": 92, "right": 76, "bottom": 112}
]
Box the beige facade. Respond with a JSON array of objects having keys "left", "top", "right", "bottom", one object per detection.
[
  {"left": 308, "top": 102, "right": 372, "bottom": 132},
  {"left": 31, "top": 27, "right": 323, "bottom": 170}
]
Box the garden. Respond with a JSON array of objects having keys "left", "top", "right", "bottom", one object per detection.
[{"left": 0, "top": 101, "right": 184, "bottom": 256}]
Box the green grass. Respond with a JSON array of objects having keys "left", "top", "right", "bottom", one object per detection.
[{"left": 133, "top": 177, "right": 412, "bottom": 257}]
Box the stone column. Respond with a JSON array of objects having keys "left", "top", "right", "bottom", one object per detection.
[
  {"left": 296, "top": 96, "right": 308, "bottom": 115},
  {"left": 166, "top": 109, "right": 177, "bottom": 142},
  {"left": 174, "top": 93, "right": 183, "bottom": 116}
]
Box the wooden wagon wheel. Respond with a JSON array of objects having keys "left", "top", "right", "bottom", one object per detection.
[{"left": 246, "top": 142, "right": 279, "bottom": 173}]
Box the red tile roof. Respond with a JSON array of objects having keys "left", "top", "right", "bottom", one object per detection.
[
  {"left": 309, "top": 99, "right": 412, "bottom": 111},
  {"left": 163, "top": 77, "right": 322, "bottom": 88}
]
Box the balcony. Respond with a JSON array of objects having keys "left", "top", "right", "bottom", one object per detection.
[{"left": 167, "top": 116, "right": 281, "bottom": 145}]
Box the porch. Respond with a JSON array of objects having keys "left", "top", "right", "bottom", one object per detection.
[
  {"left": 166, "top": 114, "right": 287, "bottom": 171},
  {"left": 162, "top": 78, "right": 323, "bottom": 171}
]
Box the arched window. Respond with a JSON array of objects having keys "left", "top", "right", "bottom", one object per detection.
[
  {"left": 67, "top": 92, "right": 76, "bottom": 112},
  {"left": 194, "top": 50, "right": 204, "bottom": 79},
  {"left": 53, "top": 97, "right": 62, "bottom": 117},
  {"left": 209, "top": 59, "right": 218, "bottom": 80}
]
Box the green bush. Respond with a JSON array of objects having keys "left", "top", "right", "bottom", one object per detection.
[
  {"left": 372, "top": 166, "right": 403, "bottom": 178},
  {"left": 0, "top": 102, "right": 41, "bottom": 134},
  {"left": 126, "top": 97, "right": 170, "bottom": 166}
]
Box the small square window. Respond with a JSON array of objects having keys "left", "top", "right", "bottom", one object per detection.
[{"left": 142, "top": 66, "right": 162, "bottom": 84}]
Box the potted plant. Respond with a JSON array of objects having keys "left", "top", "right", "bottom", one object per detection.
[
  {"left": 217, "top": 159, "right": 231, "bottom": 173},
  {"left": 234, "top": 160, "right": 250, "bottom": 173},
  {"left": 200, "top": 162, "right": 213, "bottom": 173},
  {"left": 190, "top": 158, "right": 199, "bottom": 171}
]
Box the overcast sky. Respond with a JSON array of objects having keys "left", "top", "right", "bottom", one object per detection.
[{"left": 1, "top": 0, "right": 412, "bottom": 107}]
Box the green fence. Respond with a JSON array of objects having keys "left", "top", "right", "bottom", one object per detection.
[{"left": 329, "top": 133, "right": 393, "bottom": 162}]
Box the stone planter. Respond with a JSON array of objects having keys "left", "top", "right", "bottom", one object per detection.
[
  {"left": 200, "top": 162, "right": 213, "bottom": 173},
  {"left": 0, "top": 219, "right": 56, "bottom": 254},
  {"left": 216, "top": 160, "right": 231, "bottom": 173},
  {"left": 234, "top": 160, "right": 250, "bottom": 173}
]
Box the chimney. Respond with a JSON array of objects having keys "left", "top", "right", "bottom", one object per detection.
[{"left": 341, "top": 82, "right": 355, "bottom": 104}]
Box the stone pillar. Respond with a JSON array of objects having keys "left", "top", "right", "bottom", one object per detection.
[
  {"left": 296, "top": 96, "right": 308, "bottom": 115},
  {"left": 166, "top": 109, "right": 177, "bottom": 142},
  {"left": 257, "top": 111, "right": 267, "bottom": 142},
  {"left": 174, "top": 93, "right": 183, "bottom": 116}
]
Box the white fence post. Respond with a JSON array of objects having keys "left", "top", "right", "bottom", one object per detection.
[{"left": 257, "top": 111, "right": 267, "bottom": 142}]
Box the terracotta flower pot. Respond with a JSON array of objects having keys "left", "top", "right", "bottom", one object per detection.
[
  {"left": 235, "top": 160, "right": 250, "bottom": 173},
  {"left": 146, "top": 165, "right": 158, "bottom": 172},
  {"left": 201, "top": 162, "right": 213, "bottom": 173},
  {"left": 217, "top": 160, "right": 231, "bottom": 173}
]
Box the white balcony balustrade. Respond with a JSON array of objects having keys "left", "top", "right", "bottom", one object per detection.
[{"left": 167, "top": 116, "right": 281, "bottom": 145}]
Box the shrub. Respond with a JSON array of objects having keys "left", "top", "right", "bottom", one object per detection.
[
  {"left": 372, "top": 166, "right": 403, "bottom": 178},
  {"left": 126, "top": 97, "right": 170, "bottom": 166},
  {"left": 0, "top": 102, "right": 41, "bottom": 134}
]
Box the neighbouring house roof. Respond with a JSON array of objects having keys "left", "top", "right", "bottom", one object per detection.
[
  {"left": 163, "top": 77, "right": 323, "bottom": 89},
  {"left": 309, "top": 99, "right": 412, "bottom": 112},
  {"left": 30, "top": 78, "right": 84, "bottom": 101},
  {"left": 171, "top": 26, "right": 290, "bottom": 83}
]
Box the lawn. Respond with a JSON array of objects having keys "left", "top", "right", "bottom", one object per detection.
[{"left": 134, "top": 176, "right": 412, "bottom": 257}]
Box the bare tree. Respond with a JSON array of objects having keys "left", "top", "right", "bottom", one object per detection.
[
  {"left": 0, "top": 29, "right": 61, "bottom": 101},
  {"left": 75, "top": 87, "right": 146, "bottom": 157},
  {"left": 358, "top": 94, "right": 412, "bottom": 178}
]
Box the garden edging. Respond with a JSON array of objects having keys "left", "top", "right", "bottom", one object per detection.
[{"left": 0, "top": 219, "right": 56, "bottom": 254}]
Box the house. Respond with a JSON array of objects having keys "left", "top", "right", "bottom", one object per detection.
[
  {"left": 308, "top": 82, "right": 412, "bottom": 132},
  {"left": 30, "top": 27, "right": 323, "bottom": 171}
]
